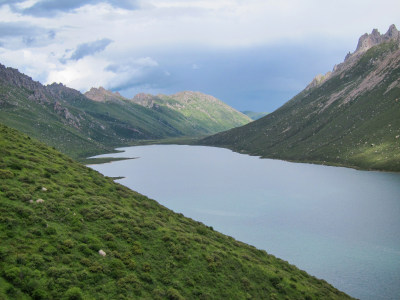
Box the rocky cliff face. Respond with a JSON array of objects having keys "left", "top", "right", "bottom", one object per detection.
[{"left": 306, "top": 24, "right": 400, "bottom": 90}]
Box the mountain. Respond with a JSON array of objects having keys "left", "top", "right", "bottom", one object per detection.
[
  {"left": 131, "top": 91, "right": 252, "bottom": 133},
  {"left": 0, "top": 66, "right": 250, "bottom": 160},
  {"left": 200, "top": 25, "right": 400, "bottom": 172},
  {"left": 0, "top": 123, "right": 352, "bottom": 299},
  {"left": 84, "top": 86, "right": 127, "bottom": 103},
  {"left": 241, "top": 111, "right": 269, "bottom": 120}
]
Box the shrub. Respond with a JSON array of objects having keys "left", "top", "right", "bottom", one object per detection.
[
  {"left": 0, "top": 169, "right": 14, "bottom": 179},
  {"left": 132, "top": 241, "right": 143, "bottom": 255},
  {"left": 166, "top": 287, "right": 184, "bottom": 300},
  {"left": 63, "top": 287, "right": 83, "bottom": 300}
]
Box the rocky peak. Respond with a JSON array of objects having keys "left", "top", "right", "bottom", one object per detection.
[
  {"left": 46, "top": 82, "right": 82, "bottom": 100},
  {"left": 385, "top": 24, "right": 399, "bottom": 39},
  {"left": 306, "top": 24, "right": 399, "bottom": 90},
  {"left": 84, "top": 87, "right": 126, "bottom": 103},
  {"left": 354, "top": 24, "right": 399, "bottom": 55}
]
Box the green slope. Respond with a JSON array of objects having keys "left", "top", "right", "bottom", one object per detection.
[
  {"left": 132, "top": 91, "right": 252, "bottom": 134},
  {"left": 0, "top": 123, "right": 352, "bottom": 299},
  {"left": 201, "top": 40, "right": 400, "bottom": 172}
]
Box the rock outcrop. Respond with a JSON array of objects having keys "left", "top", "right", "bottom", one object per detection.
[{"left": 306, "top": 24, "right": 400, "bottom": 90}]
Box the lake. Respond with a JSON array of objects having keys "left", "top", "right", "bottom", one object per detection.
[{"left": 89, "top": 145, "right": 400, "bottom": 300}]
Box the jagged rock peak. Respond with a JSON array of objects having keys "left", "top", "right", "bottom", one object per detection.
[
  {"left": 355, "top": 24, "right": 399, "bottom": 54},
  {"left": 306, "top": 25, "right": 399, "bottom": 91},
  {"left": 385, "top": 24, "right": 399, "bottom": 38}
]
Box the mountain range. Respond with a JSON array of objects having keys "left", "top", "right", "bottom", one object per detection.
[
  {"left": 201, "top": 25, "right": 400, "bottom": 172},
  {"left": 0, "top": 70, "right": 250, "bottom": 160}
]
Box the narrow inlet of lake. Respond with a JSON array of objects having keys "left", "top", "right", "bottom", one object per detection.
[{"left": 89, "top": 145, "right": 400, "bottom": 300}]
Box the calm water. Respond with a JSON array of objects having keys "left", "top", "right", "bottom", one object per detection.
[{"left": 90, "top": 145, "right": 400, "bottom": 300}]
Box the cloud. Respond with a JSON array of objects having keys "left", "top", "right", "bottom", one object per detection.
[
  {"left": 104, "top": 57, "right": 170, "bottom": 92},
  {"left": 16, "top": 0, "right": 139, "bottom": 16},
  {"left": 69, "top": 38, "right": 113, "bottom": 61},
  {"left": 0, "top": 0, "right": 25, "bottom": 6},
  {"left": 0, "top": 21, "right": 56, "bottom": 48},
  {"left": 0, "top": 21, "right": 42, "bottom": 37}
]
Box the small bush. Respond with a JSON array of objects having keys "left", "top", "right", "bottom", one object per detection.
[
  {"left": 63, "top": 287, "right": 83, "bottom": 300},
  {"left": 0, "top": 169, "right": 14, "bottom": 179},
  {"left": 166, "top": 287, "right": 184, "bottom": 300}
]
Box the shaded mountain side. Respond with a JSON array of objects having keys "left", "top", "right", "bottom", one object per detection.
[
  {"left": 131, "top": 90, "right": 252, "bottom": 133},
  {"left": 201, "top": 26, "right": 400, "bottom": 172},
  {"left": 0, "top": 124, "right": 352, "bottom": 299},
  {"left": 0, "top": 64, "right": 249, "bottom": 160}
]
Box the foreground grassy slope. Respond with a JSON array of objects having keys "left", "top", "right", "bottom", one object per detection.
[
  {"left": 201, "top": 41, "right": 400, "bottom": 172},
  {"left": 0, "top": 124, "right": 352, "bottom": 299}
]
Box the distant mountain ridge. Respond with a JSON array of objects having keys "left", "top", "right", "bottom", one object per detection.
[
  {"left": 86, "top": 87, "right": 251, "bottom": 134},
  {"left": 0, "top": 65, "right": 250, "bottom": 159},
  {"left": 200, "top": 25, "right": 400, "bottom": 172},
  {"left": 129, "top": 90, "right": 252, "bottom": 133}
]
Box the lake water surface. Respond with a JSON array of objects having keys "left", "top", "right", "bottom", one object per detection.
[{"left": 90, "top": 145, "right": 400, "bottom": 300}]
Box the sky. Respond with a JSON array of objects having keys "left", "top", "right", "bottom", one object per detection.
[{"left": 0, "top": 0, "right": 399, "bottom": 112}]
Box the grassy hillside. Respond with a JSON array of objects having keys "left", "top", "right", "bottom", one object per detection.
[
  {"left": 0, "top": 123, "right": 352, "bottom": 299},
  {"left": 132, "top": 91, "right": 252, "bottom": 134},
  {"left": 201, "top": 41, "right": 400, "bottom": 172}
]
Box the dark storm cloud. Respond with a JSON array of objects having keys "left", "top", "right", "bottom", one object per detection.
[
  {"left": 16, "top": 0, "right": 139, "bottom": 17},
  {"left": 69, "top": 38, "right": 113, "bottom": 61}
]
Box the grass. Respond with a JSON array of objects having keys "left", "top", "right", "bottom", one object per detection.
[{"left": 0, "top": 123, "right": 353, "bottom": 299}]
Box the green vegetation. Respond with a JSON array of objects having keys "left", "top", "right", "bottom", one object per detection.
[
  {"left": 201, "top": 41, "right": 400, "bottom": 172},
  {"left": 132, "top": 91, "right": 252, "bottom": 134},
  {"left": 0, "top": 124, "right": 352, "bottom": 299}
]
